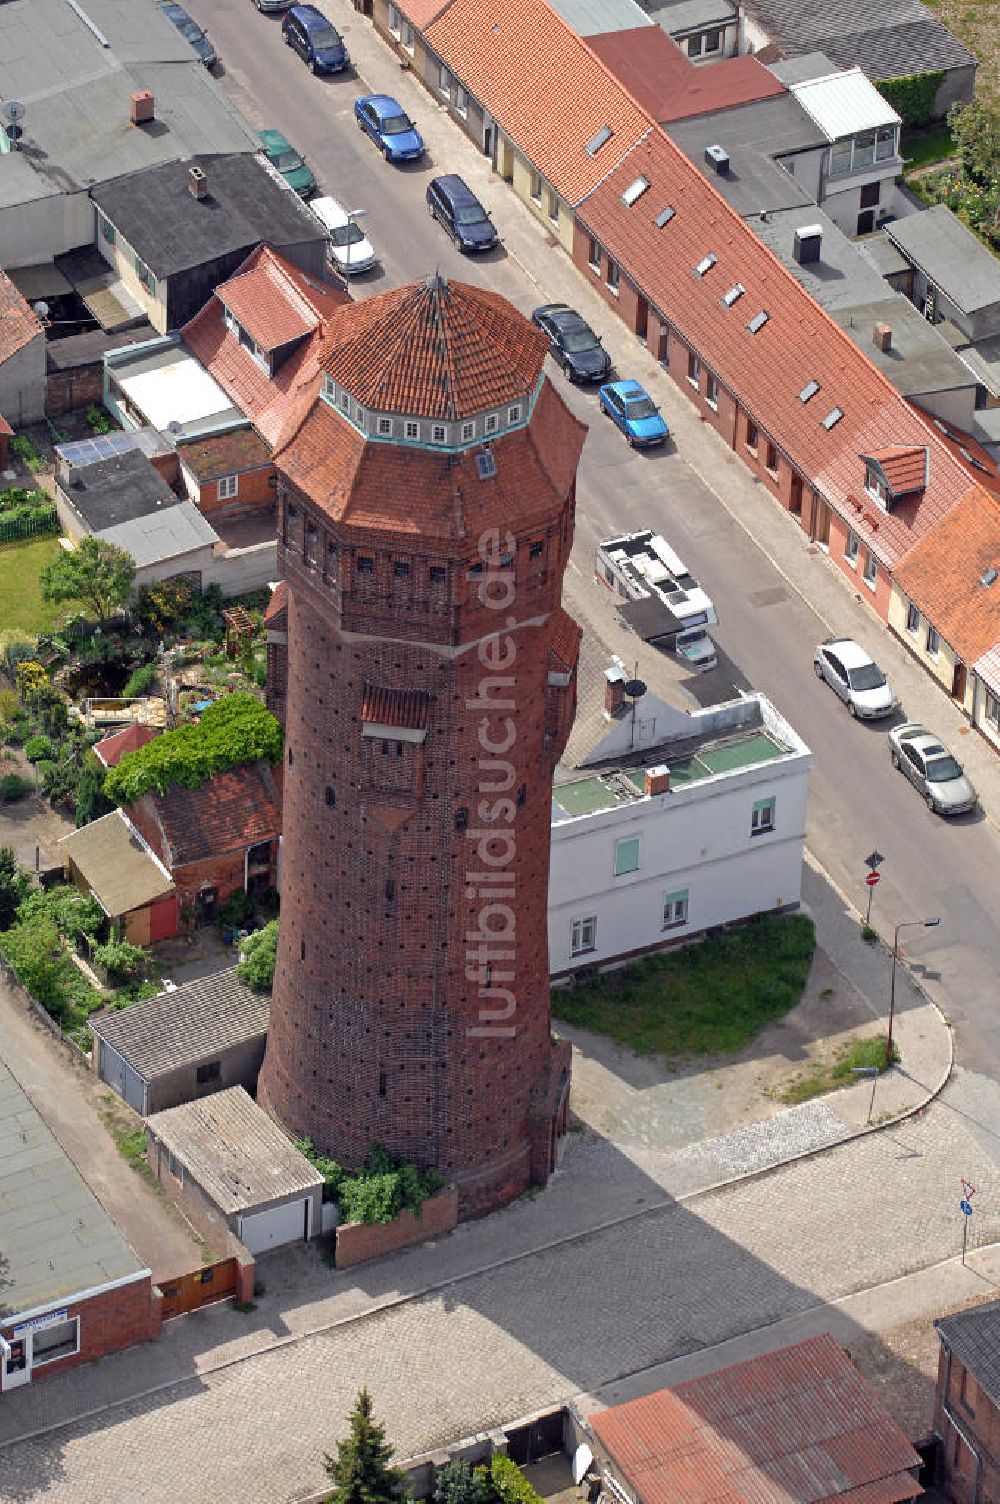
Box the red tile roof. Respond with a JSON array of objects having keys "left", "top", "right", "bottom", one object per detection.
[
  {"left": 317, "top": 276, "right": 548, "bottom": 421},
  {"left": 426, "top": 0, "right": 651, "bottom": 206},
  {"left": 93, "top": 722, "right": 159, "bottom": 769},
  {"left": 577, "top": 128, "right": 978, "bottom": 568},
  {"left": 360, "top": 685, "right": 431, "bottom": 730},
  {"left": 220, "top": 256, "right": 319, "bottom": 352},
  {"left": 590, "top": 1334, "right": 921, "bottom": 1504},
  {"left": 893, "top": 488, "right": 1000, "bottom": 663},
  {"left": 131, "top": 763, "right": 281, "bottom": 867},
  {"left": 911, "top": 406, "right": 1000, "bottom": 498},
  {"left": 181, "top": 246, "right": 349, "bottom": 448},
  {"left": 589, "top": 27, "right": 785, "bottom": 123},
  {"left": 398, "top": 0, "right": 453, "bottom": 25},
  {"left": 263, "top": 580, "right": 288, "bottom": 629},
  {"left": 0, "top": 414, "right": 12, "bottom": 437},
  {"left": 177, "top": 428, "right": 272, "bottom": 482},
  {"left": 275, "top": 373, "right": 586, "bottom": 546},
  {"left": 862, "top": 446, "right": 927, "bottom": 496},
  {"left": 549, "top": 606, "right": 582, "bottom": 672},
  {"left": 0, "top": 268, "right": 44, "bottom": 364}
]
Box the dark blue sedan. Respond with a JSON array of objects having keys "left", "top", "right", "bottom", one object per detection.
[
  {"left": 354, "top": 94, "right": 425, "bottom": 163},
  {"left": 598, "top": 379, "right": 669, "bottom": 447}
]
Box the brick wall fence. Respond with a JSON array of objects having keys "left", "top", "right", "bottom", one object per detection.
[{"left": 334, "top": 1184, "right": 459, "bottom": 1269}]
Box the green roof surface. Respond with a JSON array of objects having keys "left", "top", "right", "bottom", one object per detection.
[{"left": 553, "top": 730, "right": 788, "bottom": 818}]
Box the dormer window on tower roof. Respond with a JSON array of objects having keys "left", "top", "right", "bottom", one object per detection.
[{"left": 861, "top": 446, "right": 929, "bottom": 510}]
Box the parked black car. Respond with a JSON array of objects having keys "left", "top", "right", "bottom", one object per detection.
[
  {"left": 532, "top": 303, "right": 612, "bottom": 382},
  {"left": 426, "top": 175, "right": 498, "bottom": 253},
  {"left": 157, "top": 1, "right": 217, "bottom": 66}
]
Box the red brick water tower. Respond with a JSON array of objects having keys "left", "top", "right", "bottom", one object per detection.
[{"left": 258, "top": 276, "right": 585, "bottom": 1217}]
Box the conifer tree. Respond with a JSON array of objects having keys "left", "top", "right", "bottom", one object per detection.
[{"left": 324, "top": 1388, "right": 407, "bottom": 1504}]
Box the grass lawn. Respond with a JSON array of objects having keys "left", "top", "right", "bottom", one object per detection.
[
  {"left": 902, "top": 123, "right": 956, "bottom": 170},
  {"left": 553, "top": 913, "right": 815, "bottom": 1056},
  {"left": 0, "top": 535, "right": 64, "bottom": 634},
  {"left": 776, "top": 1036, "right": 900, "bottom": 1106}
]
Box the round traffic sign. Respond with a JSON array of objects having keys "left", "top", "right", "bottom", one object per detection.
[
  {"left": 865, "top": 872, "right": 880, "bottom": 887},
  {"left": 960, "top": 1200, "right": 973, "bottom": 1216}
]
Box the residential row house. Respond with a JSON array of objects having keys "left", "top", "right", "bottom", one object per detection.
[{"left": 359, "top": 0, "right": 1000, "bottom": 751}]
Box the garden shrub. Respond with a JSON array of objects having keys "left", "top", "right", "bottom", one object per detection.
[
  {"left": 18, "top": 885, "right": 103, "bottom": 947},
  {"left": 488, "top": 1457, "right": 544, "bottom": 1504},
  {"left": 0, "top": 914, "right": 65, "bottom": 1012},
  {"left": 24, "top": 734, "right": 54, "bottom": 763},
  {"left": 104, "top": 692, "right": 283, "bottom": 803},
  {"left": 237, "top": 918, "right": 279, "bottom": 990},
  {"left": 122, "top": 661, "right": 156, "bottom": 698},
  {"left": 435, "top": 1461, "right": 483, "bottom": 1504},
  {"left": 295, "top": 1137, "right": 345, "bottom": 1203},
  {"left": 878, "top": 72, "right": 945, "bottom": 129},
  {"left": 85, "top": 404, "right": 115, "bottom": 435},
  {"left": 93, "top": 938, "right": 149, "bottom": 984},
  {"left": 335, "top": 1147, "right": 445, "bottom": 1225},
  {"left": 0, "top": 773, "right": 32, "bottom": 802}
]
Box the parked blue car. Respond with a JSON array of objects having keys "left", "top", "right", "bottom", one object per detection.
[
  {"left": 282, "top": 4, "right": 349, "bottom": 73},
  {"left": 354, "top": 94, "right": 425, "bottom": 162},
  {"left": 598, "top": 379, "right": 669, "bottom": 447}
]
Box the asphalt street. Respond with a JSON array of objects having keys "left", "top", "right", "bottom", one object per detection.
[{"left": 190, "top": 0, "right": 1000, "bottom": 1069}]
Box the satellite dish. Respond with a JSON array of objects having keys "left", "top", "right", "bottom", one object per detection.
[
  {"left": 2, "top": 99, "right": 26, "bottom": 125},
  {"left": 623, "top": 679, "right": 647, "bottom": 700},
  {"left": 32, "top": 300, "right": 50, "bottom": 320}
]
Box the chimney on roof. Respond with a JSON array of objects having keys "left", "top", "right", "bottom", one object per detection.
[
  {"left": 704, "top": 144, "right": 729, "bottom": 175},
  {"left": 873, "top": 322, "right": 892, "bottom": 353},
  {"left": 130, "top": 90, "right": 154, "bottom": 126},
  {"left": 604, "top": 664, "right": 626, "bottom": 719},
  {"left": 793, "top": 224, "right": 823, "bottom": 265},
  {"left": 188, "top": 165, "right": 208, "bottom": 200},
  {"left": 644, "top": 764, "right": 670, "bottom": 797}
]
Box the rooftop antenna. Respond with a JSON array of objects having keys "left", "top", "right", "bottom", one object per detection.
[
  {"left": 622, "top": 663, "right": 647, "bottom": 751},
  {"left": 2, "top": 100, "right": 26, "bottom": 148}
]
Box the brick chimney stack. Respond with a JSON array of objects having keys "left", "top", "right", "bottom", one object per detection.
[
  {"left": 873, "top": 322, "right": 892, "bottom": 353},
  {"left": 188, "top": 165, "right": 208, "bottom": 200},
  {"left": 644, "top": 764, "right": 671, "bottom": 796},
  {"left": 604, "top": 664, "right": 626, "bottom": 718},
  {"left": 130, "top": 91, "right": 155, "bottom": 125}
]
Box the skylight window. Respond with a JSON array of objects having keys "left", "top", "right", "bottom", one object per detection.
[
  {"left": 799, "top": 380, "right": 820, "bottom": 403},
  {"left": 475, "top": 451, "right": 497, "bottom": 481},
  {"left": 822, "top": 407, "right": 844, "bottom": 430},
  {"left": 747, "top": 310, "right": 769, "bottom": 334},
  {"left": 694, "top": 254, "right": 717, "bottom": 278},
  {"left": 981, "top": 566, "right": 998, "bottom": 587},
  {"left": 585, "top": 125, "right": 613, "bottom": 157},
  {"left": 621, "top": 175, "right": 650, "bottom": 207},
  {"left": 654, "top": 206, "right": 676, "bottom": 228},
  {"left": 721, "top": 283, "right": 745, "bottom": 308}
]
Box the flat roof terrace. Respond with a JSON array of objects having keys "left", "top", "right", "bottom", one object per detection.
[{"left": 552, "top": 726, "right": 790, "bottom": 821}]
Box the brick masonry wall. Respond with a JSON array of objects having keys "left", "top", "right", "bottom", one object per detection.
[
  {"left": 934, "top": 1348, "right": 1000, "bottom": 1504},
  {"left": 46, "top": 363, "right": 105, "bottom": 418},
  {"left": 197, "top": 465, "right": 276, "bottom": 517},
  {"left": 334, "top": 1185, "right": 459, "bottom": 1269},
  {"left": 126, "top": 803, "right": 274, "bottom": 922},
  {"left": 1, "top": 1277, "right": 162, "bottom": 1384},
  {"left": 259, "top": 410, "right": 581, "bottom": 1220}
]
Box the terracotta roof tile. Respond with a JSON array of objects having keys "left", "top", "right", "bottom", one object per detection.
[
  {"left": 361, "top": 685, "right": 431, "bottom": 729},
  {"left": 589, "top": 27, "right": 785, "bottom": 123},
  {"left": 397, "top": 0, "right": 453, "bottom": 24},
  {"left": 426, "top": 0, "right": 651, "bottom": 205},
  {"left": 591, "top": 1333, "right": 921, "bottom": 1504},
  {"left": 177, "top": 428, "right": 272, "bottom": 482},
  {"left": 220, "top": 255, "right": 320, "bottom": 352},
  {"left": 263, "top": 580, "right": 288, "bottom": 629},
  {"left": 317, "top": 276, "right": 547, "bottom": 420},
  {"left": 549, "top": 606, "right": 582, "bottom": 671},
  {"left": 93, "top": 722, "right": 159, "bottom": 769},
  {"left": 275, "top": 375, "right": 586, "bottom": 547},
  {"left": 578, "top": 128, "right": 975, "bottom": 568},
  {"left": 893, "top": 488, "right": 1000, "bottom": 663},
  {"left": 131, "top": 762, "right": 281, "bottom": 868},
  {"left": 0, "top": 268, "right": 44, "bottom": 364},
  {"left": 911, "top": 406, "right": 1000, "bottom": 498},
  {"left": 863, "top": 446, "right": 927, "bottom": 495}
]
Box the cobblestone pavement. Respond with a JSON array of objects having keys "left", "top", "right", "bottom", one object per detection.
[{"left": 2, "top": 1070, "right": 996, "bottom": 1504}]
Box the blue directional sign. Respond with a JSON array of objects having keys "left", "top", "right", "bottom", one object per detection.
[{"left": 960, "top": 1199, "right": 973, "bottom": 1217}]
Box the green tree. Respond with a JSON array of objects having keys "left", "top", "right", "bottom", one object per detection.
[
  {"left": 75, "top": 752, "right": 114, "bottom": 828},
  {"left": 949, "top": 99, "right": 1000, "bottom": 192},
  {"left": 323, "top": 1389, "right": 407, "bottom": 1504},
  {"left": 0, "top": 914, "right": 64, "bottom": 1011},
  {"left": 0, "top": 848, "right": 29, "bottom": 932},
  {"left": 435, "top": 1462, "right": 483, "bottom": 1504},
  {"left": 40, "top": 537, "right": 135, "bottom": 624},
  {"left": 237, "top": 919, "right": 279, "bottom": 991}
]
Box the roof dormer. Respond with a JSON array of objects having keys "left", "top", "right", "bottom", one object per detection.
[{"left": 860, "top": 446, "right": 929, "bottom": 511}]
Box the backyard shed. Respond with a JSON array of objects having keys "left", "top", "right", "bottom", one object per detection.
[
  {"left": 145, "top": 1087, "right": 323, "bottom": 1255},
  {"left": 58, "top": 808, "right": 177, "bottom": 944},
  {"left": 89, "top": 967, "right": 270, "bottom": 1116}
]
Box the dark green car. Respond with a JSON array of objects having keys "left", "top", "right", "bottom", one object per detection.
[{"left": 258, "top": 129, "right": 316, "bottom": 197}]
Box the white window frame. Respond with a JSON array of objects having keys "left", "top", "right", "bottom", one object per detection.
[
  {"left": 485, "top": 413, "right": 499, "bottom": 434},
  {"left": 400, "top": 18, "right": 414, "bottom": 52},
  {"left": 704, "top": 27, "right": 722, "bottom": 52},
  {"left": 439, "top": 62, "right": 452, "bottom": 96},
  {"left": 30, "top": 1316, "right": 81, "bottom": 1368},
  {"left": 588, "top": 237, "right": 601, "bottom": 274},
  {"left": 432, "top": 423, "right": 447, "bottom": 444},
  {"left": 404, "top": 419, "right": 420, "bottom": 440},
  {"left": 985, "top": 689, "right": 1000, "bottom": 728},
  {"left": 614, "top": 835, "right": 640, "bottom": 877},
  {"left": 844, "top": 529, "right": 859, "bottom": 564},
  {"left": 461, "top": 420, "right": 475, "bottom": 441},
  {"left": 507, "top": 404, "right": 521, "bottom": 424},
  {"left": 662, "top": 889, "right": 689, "bottom": 929},
  {"left": 829, "top": 138, "right": 853, "bottom": 178},
  {"left": 687, "top": 33, "right": 703, "bottom": 56},
  {"left": 687, "top": 351, "right": 701, "bottom": 388},
  {"left": 606, "top": 261, "right": 620, "bottom": 295},
  {"left": 387, "top": 2, "right": 400, "bottom": 36},
  {"left": 377, "top": 417, "right": 394, "bottom": 437},
  {"left": 217, "top": 473, "right": 239, "bottom": 501},
  {"left": 863, "top": 549, "right": 878, "bottom": 588},
  {"left": 751, "top": 796, "right": 775, "bottom": 835},
  {"left": 570, "top": 915, "right": 597, "bottom": 956},
  {"left": 906, "top": 602, "right": 920, "bottom": 634},
  {"left": 530, "top": 173, "right": 543, "bottom": 206},
  {"left": 926, "top": 624, "right": 940, "bottom": 656},
  {"left": 876, "top": 125, "right": 897, "bottom": 161},
  {"left": 547, "top": 190, "right": 560, "bottom": 227},
  {"left": 340, "top": 391, "right": 351, "bottom": 414},
  {"left": 455, "top": 85, "right": 468, "bottom": 118},
  {"left": 706, "top": 374, "right": 718, "bottom": 410}
]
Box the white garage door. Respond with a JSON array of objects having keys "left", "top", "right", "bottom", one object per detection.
[{"left": 238, "top": 1200, "right": 308, "bottom": 1254}]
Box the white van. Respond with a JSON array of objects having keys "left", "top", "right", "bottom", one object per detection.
[{"left": 311, "top": 195, "right": 377, "bottom": 276}]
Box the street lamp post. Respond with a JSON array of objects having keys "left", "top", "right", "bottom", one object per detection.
[{"left": 888, "top": 916, "right": 941, "bottom": 1067}]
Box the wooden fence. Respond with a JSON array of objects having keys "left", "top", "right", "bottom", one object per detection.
[{"left": 157, "top": 1258, "right": 240, "bottom": 1320}]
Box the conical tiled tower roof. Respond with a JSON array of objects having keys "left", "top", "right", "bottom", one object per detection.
[{"left": 316, "top": 274, "right": 548, "bottom": 421}]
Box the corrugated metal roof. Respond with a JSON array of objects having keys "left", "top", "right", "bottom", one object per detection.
[
  {"left": 146, "top": 1087, "right": 323, "bottom": 1213},
  {"left": 739, "top": 0, "right": 976, "bottom": 79},
  {"left": 89, "top": 968, "right": 270, "bottom": 1083},
  {"left": 790, "top": 69, "right": 899, "bottom": 140},
  {"left": 58, "top": 810, "right": 175, "bottom": 919},
  {"left": 590, "top": 1334, "right": 921, "bottom": 1504}
]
